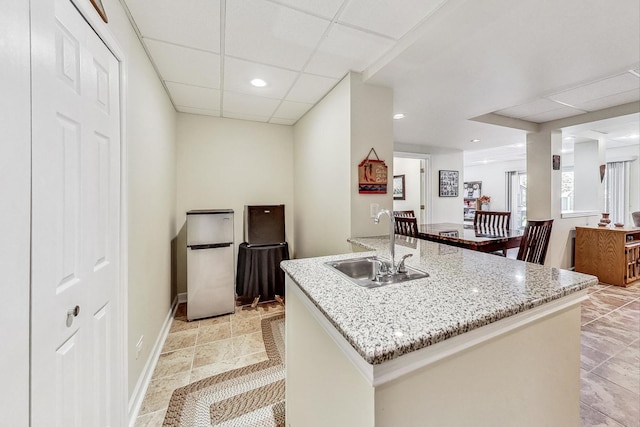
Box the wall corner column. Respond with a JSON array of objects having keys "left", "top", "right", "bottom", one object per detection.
[{"left": 526, "top": 130, "right": 562, "bottom": 220}]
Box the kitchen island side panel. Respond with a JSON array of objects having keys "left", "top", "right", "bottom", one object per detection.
[
  {"left": 285, "top": 278, "right": 374, "bottom": 427},
  {"left": 374, "top": 304, "right": 581, "bottom": 427}
]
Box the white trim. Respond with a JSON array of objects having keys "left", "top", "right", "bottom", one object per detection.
[
  {"left": 127, "top": 296, "right": 179, "bottom": 426},
  {"left": 560, "top": 210, "right": 600, "bottom": 218},
  {"left": 288, "top": 281, "right": 587, "bottom": 387},
  {"left": 178, "top": 292, "right": 188, "bottom": 304},
  {"left": 393, "top": 151, "right": 432, "bottom": 225}
]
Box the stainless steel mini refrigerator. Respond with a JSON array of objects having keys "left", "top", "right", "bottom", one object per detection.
[
  {"left": 186, "top": 209, "right": 235, "bottom": 320},
  {"left": 244, "top": 205, "right": 285, "bottom": 246}
]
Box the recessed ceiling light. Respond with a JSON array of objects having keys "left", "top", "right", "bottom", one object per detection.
[
  {"left": 393, "top": 113, "right": 405, "bottom": 120},
  {"left": 250, "top": 78, "right": 267, "bottom": 88},
  {"left": 471, "top": 139, "right": 480, "bottom": 143}
]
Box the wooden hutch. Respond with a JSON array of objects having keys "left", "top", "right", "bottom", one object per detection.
[{"left": 575, "top": 225, "right": 640, "bottom": 287}]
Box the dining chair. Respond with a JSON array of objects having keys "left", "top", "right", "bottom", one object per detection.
[
  {"left": 473, "top": 211, "right": 511, "bottom": 230},
  {"left": 393, "top": 210, "right": 416, "bottom": 218},
  {"left": 632, "top": 211, "right": 640, "bottom": 227},
  {"left": 516, "top": 219, "right": 554, "bottom": 265},
  {"left": 394, "top": 216, "right": 418, "bottom": 238},
  {"left": 474, "top": 211, "right": 511, "bottom": 255}
]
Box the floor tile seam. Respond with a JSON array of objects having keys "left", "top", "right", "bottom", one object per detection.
[
  {"left": 592, "top": 353, "right": 640, "bottom": 378},
  {"left": 603, "top": 339, "right": 640, "bottom": 365},
  {"left": 588, "top": 369, "right": 640, "bottom": 398},
  {"left": 194, "top": 336, "right": 234, "bottom": 351},
  {"left": 579, "top": 401, "right": 626, "bottom": 427},
  {"left": 160, "top": 344, "right": 197, "bottom": 355},
  {"left": 606, "top": 299, "right": 640, "bottom": 319},
  {"left": 234, "top": 348, "right": 268, "bottom": 360},
  {"left": 150, "top": 362, "right": 193, "bottom": 383},
  {"left": 581, "top": 342, "right": 615, "bottom": 372},
  {"left": 582, "top": 301, "right": 638, "bottom": 328}
]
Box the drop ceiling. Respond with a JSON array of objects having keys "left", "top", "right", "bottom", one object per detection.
[{"left": 121, "top": 0, "right": 640, "bottom": 150}]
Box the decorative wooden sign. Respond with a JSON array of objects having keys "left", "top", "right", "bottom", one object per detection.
[{"left": 358, "top": 148, "right": 388, "bottom": 194}]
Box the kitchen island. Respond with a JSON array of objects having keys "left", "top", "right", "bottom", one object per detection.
[{"left": 281, "top": 236, "right": 598, "bottom": 427}]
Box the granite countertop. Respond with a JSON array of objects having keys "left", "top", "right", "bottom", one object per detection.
[{"left": 280, "top": 235, "right": 598, "bottom": 365}]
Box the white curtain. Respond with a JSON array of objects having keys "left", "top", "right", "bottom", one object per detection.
[{"left": 604, "top": 161, "right": 628, "bottom": 225}]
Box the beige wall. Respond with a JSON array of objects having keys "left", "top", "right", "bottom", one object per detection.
[
  {"left": 175, "top": 114, "right": 295, "bottom": 293},
  {"left": 350, "top": 75, "right": 394, "bottom": 237},
  {"left": 293, "top": 73, "right": 394, "bottom": 258},
  {"left": 430, "top": 152, "right": 465, "bottom": 223},
  {"left": 293, "top": 76, "right": 352, "bottom": 258},
  {"left": 0, "top": 0, "right": 31, "bottom": 423},
  {"left": 393, "top": 158, "right": 422, "bottom": 215}
]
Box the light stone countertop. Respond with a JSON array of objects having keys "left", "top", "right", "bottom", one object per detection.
[{"left": 280, "top": 235, "right": 598, "bottom": 365}]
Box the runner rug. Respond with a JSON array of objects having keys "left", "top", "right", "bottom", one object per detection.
[{"left": 163, "top": 314, "right": 285, "bottom": 427}]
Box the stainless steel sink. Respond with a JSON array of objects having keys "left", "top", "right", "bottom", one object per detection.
[{"left": 325, "top": 256, "right": 429, "bottom": 288}]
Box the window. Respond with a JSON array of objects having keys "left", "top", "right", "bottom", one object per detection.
[
  {"left": 506, "top": 171, "right": 527, "bottom": 230},
  {"left": 561, "top": 168, "right": 574, "bottom": 212},
  {"left": 603, "top": 161, "right": 629, "bottom": 225}
]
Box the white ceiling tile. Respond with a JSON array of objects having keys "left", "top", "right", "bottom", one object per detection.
[
  {"left": 305, "top": 23, "right": 395, "bottom": 78},
  {"left": 225, "top": 0, "right": 330, "bottom": 70},
  {"left": 571, "top": 89, "right": 640, "bottom": 112},
  {"left": 496, "top": 98, "right": 567, "bottom": 119},
  {"left": 338, "top": 0, "right": 446, "bottom": 39},
  {"left": 286, "top": 73, "right": 340, "bottom": 104},
  {"left": 166, "top": 82, "right": 221, "bottom": 111},
  {"left": 549, "top": 73, "right": 639, "bottom": 107},
  {"left": 124, "top": 0, "right": 220, "bottom": 52},
  {"left": 273, "top": 100, "right": 313, "bottom": 120},
  {"left": 222, "top": 112, "right": 270, "bottom": 123},
  {"left": 224, "top": 57, "right": 298, "bottom": 98},
  {"left": 145, "top": 39, "right": 220, "bottom": 89},
  {"left": 223, "top": 91, "right": 280, "bottom": 117},
  {"left": 270, "top": 117, "right": 297, "bottom": 125},
  {"left": 176, "top": 106, "right": 221, "bottom": 117},
  {"left": 522, "top": 106, "right": 585, "bottom": 123},
  {"left": 271, "top": 0, "right": 344, "bottom": 19}
]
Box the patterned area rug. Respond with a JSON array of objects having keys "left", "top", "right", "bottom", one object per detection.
[{"left": 163, "top": 315, "right": 285, "bottom": 427}]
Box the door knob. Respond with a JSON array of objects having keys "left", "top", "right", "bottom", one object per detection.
[{"left": 66, "top": 305, "right": 80, "bottom": 327}]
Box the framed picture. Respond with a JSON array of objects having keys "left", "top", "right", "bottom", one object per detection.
[
  {"left": 438, "top": 170, "right": 459, "bottom": 197},
  {"left": 463, "top": 181, "right": 482, "bottom": 198},
  {"left": 393, "top": 175, "right": 405, "bottom": 200}
]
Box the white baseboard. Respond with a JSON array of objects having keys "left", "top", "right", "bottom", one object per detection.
[
  {"left": 178, "top": 292, "right": 187, "bottom": 303},
  {"left": 127, "top": 296, "right": 179, "bottom": 426}
]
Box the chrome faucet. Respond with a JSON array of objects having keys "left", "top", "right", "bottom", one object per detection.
[
  {"left": 374, "top": 209, "right": 396, "bottom": 272},
  {"left": 396, "top": 253, "right": 413, "bottom": 273}
]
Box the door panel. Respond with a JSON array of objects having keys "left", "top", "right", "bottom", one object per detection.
[
  {"left": 56, "top": 332, "right": 81, "bottom": 426},
  {"left": 31, "top": 0, "right": 121, "bottom": 424}
]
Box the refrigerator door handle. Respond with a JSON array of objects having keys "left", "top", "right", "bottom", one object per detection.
[{"left": 188, "top": 242, "right": 233, "bottom": 250}]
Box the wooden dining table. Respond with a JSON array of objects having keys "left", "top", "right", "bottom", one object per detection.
[{"left": 417, "top": 222, "right": 523, "bottom": 254}]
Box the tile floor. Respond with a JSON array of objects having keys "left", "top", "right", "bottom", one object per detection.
[
  {"left": 134, "top": 301, "right": 284, "bottom": 426},
  {"left": 580, "top": 282, "right": 640, "bottom": 427},
  {"left": 135, "top": 283, "right": 640, "bottom": 427}
]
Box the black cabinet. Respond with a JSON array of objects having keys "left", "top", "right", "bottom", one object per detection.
[{"left": 236, "top": 242, "right": 289, "bottom": 304}]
